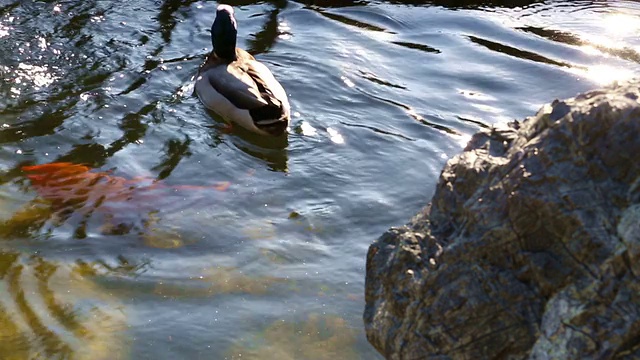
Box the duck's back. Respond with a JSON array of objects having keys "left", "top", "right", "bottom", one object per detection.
[{"left": 196, "top": 49, "right": 289, "bottom": 135}]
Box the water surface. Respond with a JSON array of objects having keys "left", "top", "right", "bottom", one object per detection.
[{"left": 0, "top": 0, "right": 639, "bottom": 358}]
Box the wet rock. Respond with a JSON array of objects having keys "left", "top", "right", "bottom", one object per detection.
[{"left": 364, "top": 81, "right": 640, "bottom": 359}]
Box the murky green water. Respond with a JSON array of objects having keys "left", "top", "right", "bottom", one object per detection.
[{"left": 0, "top": 0, "right": 638, "bottom": 358}]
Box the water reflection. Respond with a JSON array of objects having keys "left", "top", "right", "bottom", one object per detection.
[
  {"left": 0, "top": 105, "right": 74, "bottom": 145},
  {"left": 206, "top": 118, "right": 290, "bottom": 172},
  {"left": 157, "top": 0, "right": 200, "bottom": 43},
  {"left": 152, "top": 137, "right": 193, "bottom": 180},
  {"left": 231, "top": 134, "right": 289, "bottom": 172},
  {"left": 247, "top": 0, "right": 288, "bottom": 54},
  {"left": 56, "top": 143, "right": 111, "bottom": 169},
  {"left": 0, "top": 250, "right": 128, "bottom": 359}
]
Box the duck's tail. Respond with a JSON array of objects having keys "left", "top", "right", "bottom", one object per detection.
[
  {"left": 250, "top": 92, "right": 288, "bottom": 136},
  {"left": 255, "top": 117, "right": 288, "bottom": 136}
]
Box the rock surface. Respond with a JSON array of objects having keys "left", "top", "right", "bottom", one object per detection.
[{"left": 364, "top": 81, "right": 640, "bottom": 359}]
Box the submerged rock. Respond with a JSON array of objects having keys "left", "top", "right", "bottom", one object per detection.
[{"left": 364, "top": 81, "right": 640, "bottom": 359}]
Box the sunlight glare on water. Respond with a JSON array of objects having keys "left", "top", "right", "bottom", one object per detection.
[
  {"left": 5, "top": 63, "right": 58, "bottom": 97},
  {"left": 300, "top": 121, "right": 318, "bottom": 137},
  {"left": 0, "top": 25, "right": 8, "bottom": 38},
  {"left": 603, "top": 13, "right": 640, "bottom": 36},
  {"left": 327, "top": 127, "right": 345, "bottom": 144},
  {"left": 580, "top": 64, "right": 635, "bottom": 86}
]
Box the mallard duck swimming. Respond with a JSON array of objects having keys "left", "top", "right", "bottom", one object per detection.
[{"left": 195, "top": 5, "right": 290, "bottom": 136}]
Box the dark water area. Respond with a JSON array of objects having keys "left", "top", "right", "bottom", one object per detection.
[{"left": 0, "top": 0, "right": 638, "bottom": 358}]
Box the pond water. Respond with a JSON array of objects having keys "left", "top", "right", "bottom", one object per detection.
[{"left": 0, "top": 0, "right": 639, "bottom": 358}]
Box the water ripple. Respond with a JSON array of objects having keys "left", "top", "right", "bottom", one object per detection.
[
  {"left": 316, "top": 9, "right": 393, "bottom": 33},
  {"left": 468, "top": 35, "right": 578, "bottom": 69},
  {"left": 392, "top": 41, "right": 441, "bottom": 54},
  {"left": 518, "top": 26, "right": 640, "bottom": 64}
]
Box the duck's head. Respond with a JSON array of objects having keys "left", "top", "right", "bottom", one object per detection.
[{"left": 212, "top": 5, "right": 238, "bottom": 60}]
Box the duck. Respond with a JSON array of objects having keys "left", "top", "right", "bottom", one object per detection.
[{"left": 195, "top": 4, "right": 290, "bottom": 137}]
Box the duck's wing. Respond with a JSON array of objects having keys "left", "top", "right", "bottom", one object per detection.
[
  {"left": 200, "top": 50, "right": 288, "bottom": 113},
  {"left": 243, "top": 59, "right": 288, "bottom": 110},
  {"left": 201, "top": 63, "right": 268, "bottom": 110}
]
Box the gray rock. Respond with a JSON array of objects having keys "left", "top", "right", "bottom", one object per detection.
[{"left": 364, "top": 81, "right": 640, "bottom": 359}]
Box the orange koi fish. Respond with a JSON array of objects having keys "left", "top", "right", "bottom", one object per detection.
[{"left": 22, "top": 162, "right": 231, "bottom": 211}]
